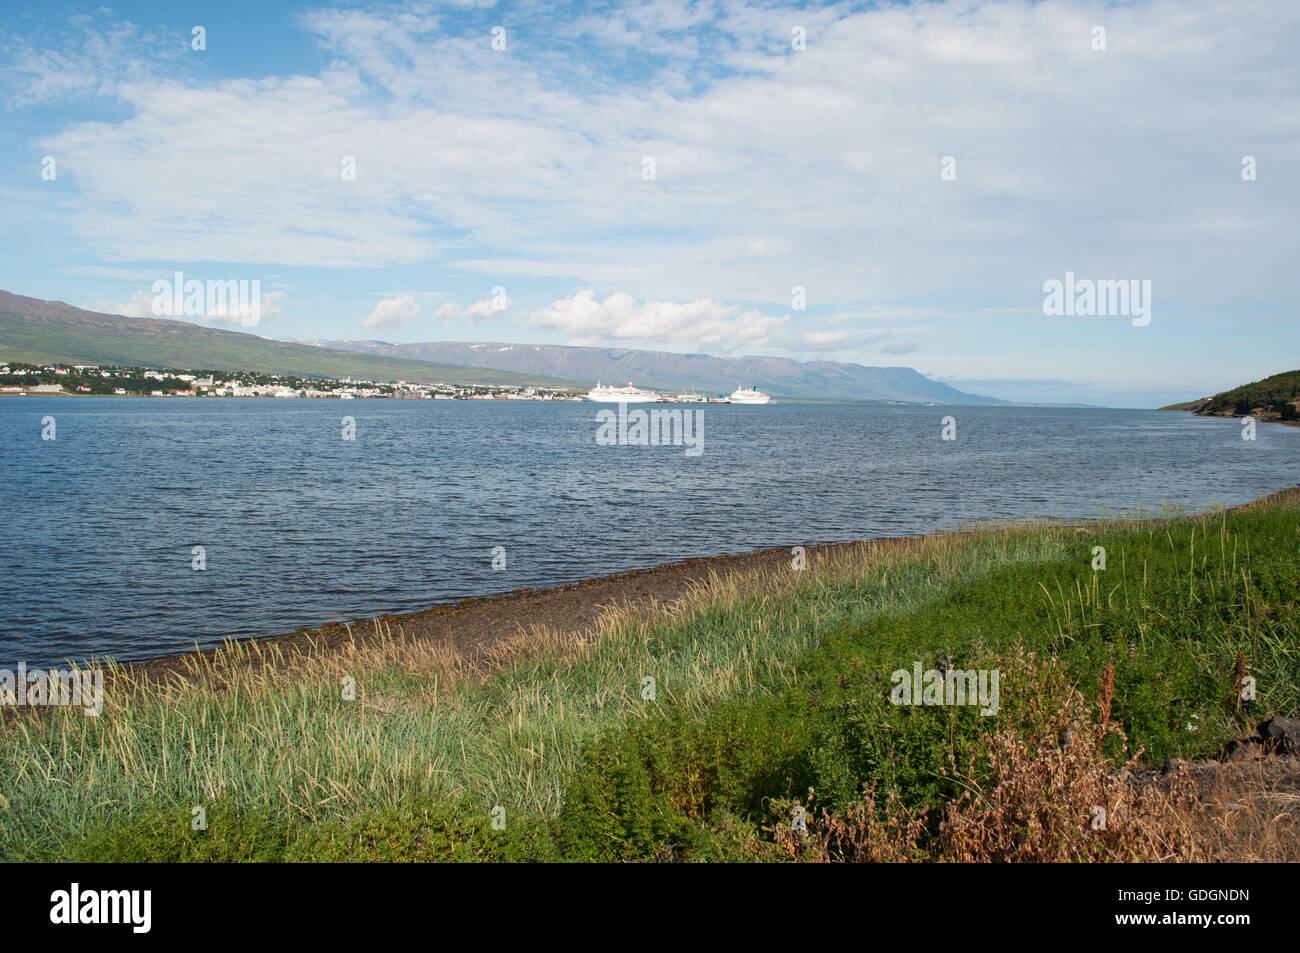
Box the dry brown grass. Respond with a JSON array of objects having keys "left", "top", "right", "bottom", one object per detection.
[
  {"left": 937, "top": 681, "right": 1197, "bottom": 862},
  {"left": 1157, "top": 759, "right": 1300, "bottom": 862}
]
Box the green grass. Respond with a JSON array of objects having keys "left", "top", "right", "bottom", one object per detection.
[
  {"left": 551, "top": 507, "right": 1300, "bottom": 860},
  {"left": 3, "top": 492, "right": 1297, "bottom": 862}
]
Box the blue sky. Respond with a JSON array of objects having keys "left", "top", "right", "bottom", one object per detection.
[{"left": 1, "top": 0, "right": 1297, "bottom": 407}]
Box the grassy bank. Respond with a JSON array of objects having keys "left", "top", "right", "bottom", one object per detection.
[
  {"left": 2, "top": 490, "right": 1297, "bottom": 861},
  {"left": 1160, "top": 367, "right": 1300, "bottom": 425}
]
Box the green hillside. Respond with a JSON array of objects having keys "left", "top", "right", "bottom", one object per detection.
[
  {"left": 1160, "top": 369, "right": 1300, "bottom": 422},
  {"left": 0, "top": 292, "right": 577, "bottom": 388}
]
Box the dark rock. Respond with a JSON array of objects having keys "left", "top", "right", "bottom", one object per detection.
[
  {"left": 1226, "top": 739, "right": 1264, "bottom": 763},
  {"left": 1258, "top": 717, "right": 1300, "bottom": 755}
]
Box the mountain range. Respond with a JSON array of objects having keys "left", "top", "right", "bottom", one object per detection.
[
  {"left": 306, "top": 339, "right": 998, "bottom": 403},
  {"left": 0, "top": 291, "right": 569, "bottom": 388},
  {"left": 0, "top": 290, "right": 997, "bottom": 402}
]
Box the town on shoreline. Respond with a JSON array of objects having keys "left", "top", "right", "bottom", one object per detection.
[{"left": 0, "top": 361, "right": 585, "bottom": 401}]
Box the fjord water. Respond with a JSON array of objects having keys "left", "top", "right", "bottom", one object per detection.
[{"left": 3, "top": 397, "right": 1298, "bottom": 665}]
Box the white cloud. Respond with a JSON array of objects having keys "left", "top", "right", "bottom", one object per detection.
[
  {"left": 1, "top": 12, "right": 181, "bottom": 108},
  {"left": 109, "top": 290, "right": 155, "bottom": 317},
  {"left": 23, "top": 0, "right": 1298, "bottom": 313},
  {"left": 460, "top": 299, "right": 499, "bottom": 321},
  {"left": 531, "top": 290, "right": 788, "bottom": 349},
  {"left": 184, "top": 290, "right": 287, "bottom": 327},
  {"left": 433, "top": 298, "right": 503, "bottom": 324},
  {"left": 363, "top": 296, "right": 420, "bottom": 330}
]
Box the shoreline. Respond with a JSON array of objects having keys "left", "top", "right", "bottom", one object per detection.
[
  {"left": 120, "top": 483, "right": 1300, "bottom": 682},
  {"left": 1162, "top": 406, "right": 1300, "bottom": 429},
  {"left": 24, "top": 482, "right": 1299, "bottom": 683},
  {"left": 124, "top": 536, "right": 917, "bottom": 683}
]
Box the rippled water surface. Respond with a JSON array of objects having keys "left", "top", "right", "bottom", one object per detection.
[{"left": 3, "top": 397, "right": 1298, "bottom": 664}]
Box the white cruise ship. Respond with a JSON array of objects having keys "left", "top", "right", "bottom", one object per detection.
[
  {"left": 728, "top": 385, "right": 772, "bottom": 405},
  {"left": 584, "top": 381, "right": 660, "bottom": 403}
]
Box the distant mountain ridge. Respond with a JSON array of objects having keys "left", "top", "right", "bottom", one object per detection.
[
  {"left": 307, "top": 339, "right": 1000, "bottom": 403},
  {"left": 0, "top": 291, "right": 573, "bottom": 388}
]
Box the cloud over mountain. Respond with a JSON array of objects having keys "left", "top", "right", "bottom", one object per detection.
[
  {"left": 531, "top": 290, "right": 787, "bottom": 350},
  {"left": 363, "top": 296, "right": 420, "bottom": 330}
]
